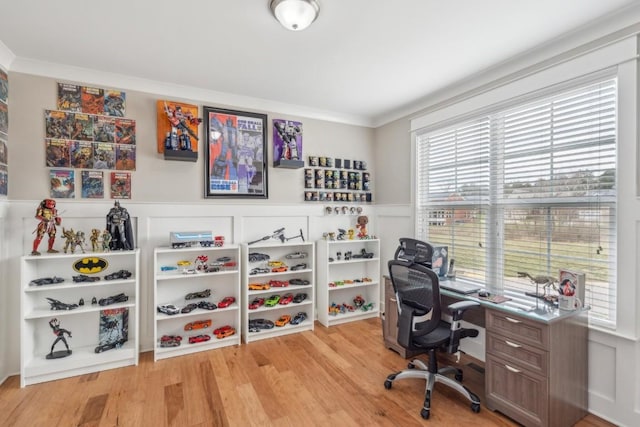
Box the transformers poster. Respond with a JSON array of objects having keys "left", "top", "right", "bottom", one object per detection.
[
  {"left": 204, "top": 106, "right": 267, "bottom": 198},
  {"left": 81, "top": 170, "right": 104, "bottom": 199},
  {"left": 50, "top": 169, "right": 75, "bottom": 198},
  {"left": 273, "top": 119, "right": 303, "bottom": 162}
]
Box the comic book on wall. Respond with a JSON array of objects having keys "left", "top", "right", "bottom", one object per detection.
[
  {"left": 57, "top": 83, "right": 81, "bottom": 112},
  {"left": 0, "top": 68, "right": 7, "bottom": 103},
  {"left": 45, "top": 139, "right": 70, "bottom": 167},
  {"left": 93, "top": 142, "right": 115, "bottom": 169},
  {"left": 104, "top": 89, "right": 126, "bottom": 117},
  {"left": 96, "top": 307, "right": 128, "bottom": 353},
  {"left": 70, "top": 140, "right": 94, "bottom": 169},
  {"left": 0, "top": 135, "right": 7, "bottom": 165},
  {"left": 0, "top": 164, "right": 7, "bottom": 196},
  {"left": 93, "top": 115, "right": 115, "bottom": 143},
  {"left": 81, "top": 170, "right": 104, "bottom": 199},
  {"left": 558, "top": 269, "right": 586, "bottom": 303},
  {"left": 115, "top": 118, "right": 136, "bottom": 144},
  {"left": 50, "top": 169, "right": 74, "bottom": 198},
  {"left": 45, "top": 110, "right": 72, "bottom": 139},
  {"left": 116, "top": 144, "right": 136, "bottom": 171},
  {"left": 81, "top": 86, "right": 104, "bottom": 115},
  {"left": 0, "top": 101, "right": 7, "bottom": 135},
  {"left": 70, "top": 113, "right": 93, "bottom": 141},
  {"left": 110, "top": 171, "right": 131, "bottom": 199}
]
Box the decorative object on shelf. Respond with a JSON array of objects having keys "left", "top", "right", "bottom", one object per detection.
[
  {"left": 248, "top": 227, "right": 286, "bottom": 245},
  {"left": 95, "top": 307, "right": 128, "bottom": 353},
  {"left": 0, "top": 67, "right": 7, "bottom": 198},
  {"left": 156, "top": 100, "right": 201, "bottom": 162},
  {"left": 46, "top": 318, "right": 72, "bottom": 359},
  {"left": 204, "top": 106, "right": 268, "bottom": 199},
  {"left": 106, "top": 200, "right": 134, "bottom": 250},
  {"left": 356, "top": 216, "right": 368, "bottom": 238},
  {"left": 269, "top": 0, "right": 320, "bottom": 31},
  {"left": 273, "top": 118, "right": 304, "bottom": 168},
  {"left": 31, "top": 198, "right": 62, "bottom": 255}
]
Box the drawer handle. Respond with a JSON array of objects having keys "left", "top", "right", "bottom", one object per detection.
[
  {"left": 505, "top": 364, "right": 521, "bottom": 373},
  {"left": 390, "top": 298, "right": 397, "bottom": 303},
  {"left": 505, "top": 340, "right": 521, "bottom": 348},
  {"left": 505, "top": 316, "right": 522, "bottom": 324}
]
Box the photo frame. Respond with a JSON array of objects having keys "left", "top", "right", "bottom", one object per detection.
[{"left": 203, "top": 106, "right": 268, "bottom": 198}]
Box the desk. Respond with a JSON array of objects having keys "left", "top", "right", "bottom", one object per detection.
[{"left": 383, "top": 277, "right": 589, "bottom": 427}]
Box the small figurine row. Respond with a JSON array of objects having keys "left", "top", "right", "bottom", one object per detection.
[
  {"left": 31, "top": 198, "right": 135, "bottom": 255},
  {"left": 329, "top": 296, "right": 374, "bottom": 315},
  {"left": 46, "top": 292, "right": 128, "bottom": 310},
  {"left": 325, "top": 206, "right": 364, "bottom": 215},
  {"left": 328, "top": 248, "right": 374, "bottom": 262}
]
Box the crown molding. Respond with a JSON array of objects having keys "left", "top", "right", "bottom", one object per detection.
[{"left": 0, "top": 40, "right": 15, "bottom": 71}]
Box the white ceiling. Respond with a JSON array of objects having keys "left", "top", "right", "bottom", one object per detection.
[{"left": 0, "top": 0, "right": 639, "bottom": 127}]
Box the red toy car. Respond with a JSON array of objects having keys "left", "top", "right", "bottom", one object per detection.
[
  {"left": 188, "top": 334, "right": 211, "bottom": 344},
  {"left": 217, "top": 296, "right": 236, "bottom": 308},
  {"left": 184, "top": 319, "right": 212, "bottom": 331},
  {"left": 269, "top": 280, "right": 289, "bottom": 288},
  {"left": 213, "top": 325, "right": 236, "bottom": 339},
  {"left": 271, "top": 266, "right": 288, "bottom": 273},
  {"left": 249, "top": 297, "right": 265, "bottom": 310},
  {"left": 279, "top": 293, "right": 294, "bottom": 305}
]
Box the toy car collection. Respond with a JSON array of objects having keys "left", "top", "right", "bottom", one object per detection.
[
  {"left": 285, "top": 251, "right": 307, "bottom": 259},
  {"left": 29, "top": 276, "right": 65, "bottom": 286},
  {"left": 279, "top": 293, "right": 294, "bottom": 305},
  {"left": 197, "top": 301, "right": 218, "bottom": 310},
  {"left": 249, "top": 297, "right": 265, "bottom": 309},
  {"left": 213, "top": 325, "right": 236, "bottom": 339},
  {"left": 104, "top": 269, "right": 132, "bottom": 280},
  {"left": 248, "top": 252, "right": 270, "bottom": 262},
  {"left": 98, "top": 292, "right": 128, "bottom": 306},
  {"left": 46, "top": 297, "right": 79, "bottom": 311},
  {"left": 265, "top": 295, "right": 281, "bottom": 307},
  {"left": 188, "top": 334, "right": 211, "bottom": 344},
  {"left": 268, "top": 280, "right": 288, "bottom": 287},
  {"left": 290, "top": 312, "right": 307, "bottom": 325},
  {"left": 72, "top": 274, "right": 101, "bottom": 283},
  {"left": 217, "top": 296, "right": 236, "bottom": 308},
  {"left": 293, "top": 293, "right": 308, "bottom": 303},
  {"left": 160, "top": 335, "right": 182, "bottom": 347},
  {"left": 184, "top": 319, "right": 212, "bottom": 330},
  {"left": 248, "top": 282, "right": 270, "bottom": 290},
  {"left": 157, "top": 304, "right": 180, "bottom": 315},
  {"left": 275, "top": 314, "right": 291, "bottom": 327},
  {"left": 248, "top": 318, "right": 275, "bottom": 332},
  {"left": 289, "top": 278, "right": 310, "bottom": 286},
  {"left": 290, "top": 263, "right": 307, "bottom": 271},
  {"left": 250, "top": 267, "right": 271, "bottom": 275},
  {"left": 185, "top": 289, "right": 211, "bottom": 300},
  {"left": 180, "top": 303, "right": 198, "bottom": 313},
  {"left": 271, "top": 266, "right": 288, "bottom": 273},
  {"left": 267, "top": 260, "right": 285, "bottom": 268}
]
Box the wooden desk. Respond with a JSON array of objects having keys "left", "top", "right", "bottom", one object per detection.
[{"left": 382, "top": 277, "right": 588, "bottom": 427}]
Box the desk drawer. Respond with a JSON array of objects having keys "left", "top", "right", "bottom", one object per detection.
[
  {"left": 487, "top": 332, "right": 549, "bottom": 376},
  {"left": 486, "top": 310, "right": 549, "bottom": 349}
]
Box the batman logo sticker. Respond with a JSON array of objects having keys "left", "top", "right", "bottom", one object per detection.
[{"left": 73, "top": 257, "right": 108, "bottom": 274}]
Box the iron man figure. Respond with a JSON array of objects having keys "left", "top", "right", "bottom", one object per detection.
[{"left": 32, "top": 198, "right": 61, "bottom": 255}]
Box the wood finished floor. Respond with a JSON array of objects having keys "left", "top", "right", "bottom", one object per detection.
[{"left": 0, "top": 318, "right": 615, "bottom": 427}]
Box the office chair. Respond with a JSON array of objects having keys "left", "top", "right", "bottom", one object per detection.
[{"left": 384, "top": 256, "right": 481, "bottom": 420}]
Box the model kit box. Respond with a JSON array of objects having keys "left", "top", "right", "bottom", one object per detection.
[{"left": 558, "top": 269, "right": 586, "bottom": 302}]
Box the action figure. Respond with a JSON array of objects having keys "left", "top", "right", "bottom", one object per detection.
[
  {"left": 32, "top": 199, "right": 62, "bottom": 255},
  {"left": 106, "top": 201, "right": 134, "bottom": 250},
  {"left": 164, "top": 102, "right": 202, "bottom": 150},
  {"left": 74, "top": 231, "right": 86, "bottom": 254},
  {"left": 101, "top": 230, "right": 112, "bottom": 252},
  {"left": 62, "top": 228, "right": 76, "bottom": 254},
  {"left": 356, "top": 215, "right": 368, "bottom": 239},
  {"left": 90, "top": 228, "right": 101, "bottom": 252},
  {"left": 274, "top": 120, "right": 302, "bottom": 160},
  {"left": 46, "top": 318, "right": 72, "bottom": 359}
]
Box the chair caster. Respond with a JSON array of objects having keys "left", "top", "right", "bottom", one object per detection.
[
  {"left": 407, "top": 362, "right": 415, "bottom": 369},
  {"left": 471, "top": 402, "right": 481, "bottom": 413},
  {"left": 384, "top": 379, "right": 393, "bottom": 390},
  {"left": 455, "top": 371, "right": 463, "bottom": 382},
  {"left": 420, "top": 408, "right": 430, "bottom": 419}
]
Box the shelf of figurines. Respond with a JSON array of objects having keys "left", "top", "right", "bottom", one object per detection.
[{"left": 304, "top": 155, "right": 372, "bottom": 203}]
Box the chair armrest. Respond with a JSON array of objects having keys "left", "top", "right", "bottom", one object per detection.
[
  {"left": 446, "top": 301, "right": 479, "bottom": 353},
  {"left": 448, "top": 300, "right": 479, "bottom": 322}
]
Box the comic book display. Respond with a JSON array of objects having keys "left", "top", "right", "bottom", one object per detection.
[
  {"left": 0, "top": 67, "right": 6, "bottom": 197},
  {"left": 110, "top": 172, "right": 131, "bottom": 199},
  {"left": 95, "top": 308, "right": 128, "bottom": 353},
  {"left": 50, "top": 169, "right": 75, "bottom": 198},
  {"left": 81, "top": 170, "right": 104, "bottom": 198}
]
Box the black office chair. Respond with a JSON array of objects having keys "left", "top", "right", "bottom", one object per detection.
[{"left": 384, "top": 256, "right": 481, "bottom": 420}]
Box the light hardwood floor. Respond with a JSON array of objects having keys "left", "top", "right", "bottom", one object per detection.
[{"left": 0, "top": 319, "right": 615, "bottom": 426}]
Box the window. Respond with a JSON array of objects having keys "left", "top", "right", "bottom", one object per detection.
[{"left": 416, "top": 78, "right": 617, "bottom": 326}]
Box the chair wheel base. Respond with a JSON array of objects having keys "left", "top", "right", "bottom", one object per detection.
[
  {"left": 421, "top": 408, "right": 430, "bottom": 419},
  {"left": 471, "top": 402, "right": 481, "bottom": 413},
  {"left": 384, "top": 379, "right": 393, "bottom": 389}
]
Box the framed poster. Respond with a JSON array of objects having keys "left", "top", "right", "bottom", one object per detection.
[{"left": 204, "top": 106, "right": 268, "bottom": 198}]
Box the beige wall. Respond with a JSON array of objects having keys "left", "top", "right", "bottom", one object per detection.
[
  {"left": 373, "top": 117, "right": 411, "bottom": 205},
  {"left": 8, "top": 72, "right": 375, "bottom": 203}
]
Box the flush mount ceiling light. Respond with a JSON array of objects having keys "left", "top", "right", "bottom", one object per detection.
[{"left": 270, "top": 0, "right": 320, "bottom": 31}]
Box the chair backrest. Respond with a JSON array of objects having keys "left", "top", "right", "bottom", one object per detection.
[
  {"left": 394, "top": 237, "right": 433, "bottom": 267},
  {"left": 388, "top": 258, "right": 442, "bottom": 349}
]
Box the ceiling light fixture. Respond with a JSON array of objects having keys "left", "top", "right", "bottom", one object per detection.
[{"left": 270, "top": 0, "right": 320, "bottom": 31}]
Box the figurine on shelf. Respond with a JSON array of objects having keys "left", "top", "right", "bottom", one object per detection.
[
  {"left": 164, "top": 102, "right": 202, "bottom": 151},
  {"left": 31, "top": 198, "right": 62, "bottom": 255},
  {"left": 46, "top": 318, "right": 72, "bottom": 359},
  {"left": 62, "top": 228, "right": 76, "bottom": 254},
  {"left": 74, "top": 231, "right": 86, "bottom": 254},
  {"left": 101, "top": 230, "right": 112, "bottom": 252},
  {"left": 106, "top": 201, "right": 134, "bottom": 250},
  {"left": 90, "top": 228, "right": 101, "bottom": 252},
  {"left": 356, "top": 215, "right": 368, "bottom": 239},
  {"left": 347, "top": 229, "right": 355, "bottom": 240}
]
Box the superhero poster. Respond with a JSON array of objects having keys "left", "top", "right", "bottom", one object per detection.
[
  {"left": 110, "top": 171, "right": 131, "bottom": 199},
  {"left": 203, "top": 106, "right": 268, "bottom": 199},
  {"left": 57, "top": 83, "right": 81, "bottom": 112},
  {"left": 104, "top": 89, "right": 126, "bottom": 117},
  {"left": 272, "top": 119, "right": 303, "bottom": 162},
  {"left": 70, "top": 141, "right": 94, "bottom": 169},
  {"left": 81, "top": 86, "right": 104, "bottom": 115},
  {"left": 93, "top": 116, "right": 115, "bottom": 143},
  {"left": 81, "top": 170, "right": 104, "bottom": 199},
  {"left": 115, "top": 144, "right": 136, "bottom": 171},
  {"left": 115, "top": 118, "right": 136, "bottom": 144},
  {"left": 50, "top": 169, "right": 75, "bottom": 198},
  {"left": 93, "top": 142, "right": 115, "bottom": 169},
  {"left": 45, "top": 139, "right": 70, "bottom": 167}
]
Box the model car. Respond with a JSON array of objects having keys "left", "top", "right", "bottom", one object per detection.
[
  {"left": 268, "top": 280, "right": 289, "bottom": 287},
  {"left": 285, "top": 251, "right": 308, "bottom": 259},
  {"left": 223, "top": 261, "right": 237, "bottom": 268},
  {"left": 177, "top": 260, "right": 191, "bottom": 266},
  {"left": 160, "top": 266, "right": 177, "bottom": 271},
  {"left": 250, "top": 267, "right": 271, "bottom": 275},
  {"left": 271, "top": 266, "right": 288, "bottom": 273},
  {"left": 160, "top": 335, "right": 182, "bottom": 348},
  {"left": 197, "top": 300, "right": 218, "bottom": 310},
  {"left": 279, "top": 293, "right": 294, "bottom": 305},
  {"left": 248, "top": 282, "right": 271, "bottom": 291},
  {"left": 268, "top": 260, "right": 285, "bottom": 268},
  {"left": 98, "top": 292, "right": 128, "bottom": 306},
  {"left": 72, "top": 274, "right": 101, "bottom": 283},
  {"left": 342, "top": 303, "right": 356, "bottom": 312},
  {"left": 352, "top": 248, "right": 374, "bottom": 259},
  {"left": 29, "top": 276, "right": 64, "bottom": 286},
  {"left": 265, "top": 294, "right": 281, "bottom": 307},
  {"left": 157, "top": 304, "right": 180, "bottom": 315},
  {"left": 248, "top": 252, "right": 270, "bottom": 263},
  {"left": 215, "top": 327, "right": 236, "bottom": 339},
  {"left": 293, "top": 293, "right": 308, "bottom": 303},
  {"left": 95, "top": 339, "right": 126, "bottom": 353},
  {"left": 290, "top": 312, "right": 307, "bottom": 325},
  {"left": 275, "top": 314, "right": 291, "bottom": 327},
  {"left": 361, "top": 302, "right": 374, "bottom": 312},
  {"left": 216, "top": 256, "right": 232, "bottom": 263},
  {"left": 104, "top": 269, "right": 132, "bottom": 280},
  {"left": 181, "top": 303, "right": 198, "bottom": 314},
  {"left": 248, "top": 297, "right": 265, "bottom": 310},
  {"left": 213, "top": 325, "right": 233, "bottom": 335},
  {"left": 184, "top": 319, "right": 212, "bottom": 330},
  {"left": 290, "top": 263, "right": 307, "bottom": 271},
  {"left": 288, "top": 278, "right": 310, "bottom": 286},
  {"left": 217, "top": 296, "right": 236, "bottom": 308},
  {"left": 185, "top": 289, "right": 211, "bottom": 300},
  {"left": 46, "top": 297, "right": 79, "bottom": 311},
  {"left": 188, "top": 334, "right": 211, "bottom": 344},
  {"left": 248, "top": 318, "right": 274, "bottom": 332}
]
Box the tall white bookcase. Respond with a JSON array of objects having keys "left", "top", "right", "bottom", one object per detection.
[
  {"left": 153, "top": 245, "right": 241, "bottom": 361},
  {"left": 20, "top": 249, "right": 140, "bottom": 387},
  {"left": 316, "top": 239, "right": 381, "bottom": 327},
  {"left": 241, "top": 241, "right": 315, "bottom": 343}
]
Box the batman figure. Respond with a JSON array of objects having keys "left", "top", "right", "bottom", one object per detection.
[{"left": 106, "top": 201, "right": 134, "bottom": 250}]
